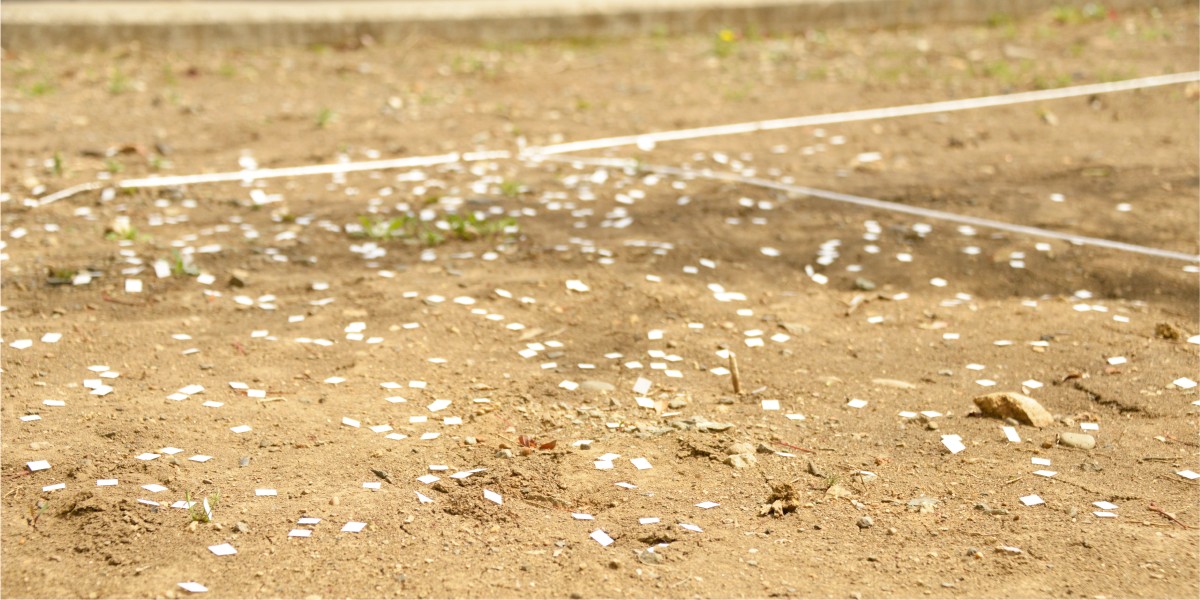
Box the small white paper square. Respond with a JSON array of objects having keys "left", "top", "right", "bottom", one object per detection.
[
  {"left": 483, "top": 489, "right": 503, "bottom": 505},
  {"left": 942, "top": 435, "right": 966, "bottom": 454},
  {"left": 1093, "top": 511, "right": 1118, "bottom": 518},
  {"left": 160, "top": 447, "right": 183, "bottom": 455},
  {"left": 208, "top": 543, "right": 237, "bottom": 556},
  {"left": 142, "top": 484, "right": 168, "bottom": 493},
  {"left": 679, "top": 523, "right": 704, "bottom": 533},
  {"left": 97, "top": 479, "right": 118, "bottom": 487},
  {"left": 188, "top": 455, "right": 212, "bottom": 463},
  {"left": 255, "top": 489, "right": 277, "bottom": 496},
  {"left": 1093, "top": 501, "right": 1118, "bottom": 510},
  {"left": 427, "top": 399, "right": 452, "bottom": 412},
  {"left": 20, "top": 415, "right": 42, "bottom": 422},
  {"left": 590, "top": 529, "right": 614, "bottom": 546},
  {"left": 638, "top": 517, "right": 660, "bottom": 525},
  {"left": 614, "top": 482, "right": 637, "bottom": 489},
  {"left": 1033, "top": 470, "right": 1057, "bottom": 478},
  {"left": 572, "top": 513, "right": 595, "bottom": 520},
  {"left": 43, "top": 482, "right": 66, "bottom": 492},
  {"left": 632, "top": 377, "right": 652, "bottom": 395},
  {"left": 1020, "top": 494, "right": 1044, "bottom": 506},
  {"left": 761, "top": 399, "right": 780, "bottom": 411},
  {"left": 630, "top": 457, "right": 653, "bottom": 470},
  {"left": 695, "top": 501, "right": 719, "bottom": 509},
  {"left": 363, "top": 482, "right": 382, "bottom": 490},
  {"left": 417, "top": 475, "right": 439, "bottom": 485},
  {"left": 136, "top": 453, "right": 160, "bottom": 461},
  {"left": 288, "top": 529, "right": 312, "bottom": 538},
  {"left": 178, "top": 582, "right": 208, "bottom": 593},
  {"left": 230, "top": 425, "right": 252, "bottom": 434},
  {"left": 416, "top": 491, "right": 433, "bottom": 503},
  {"left": 1177, "top": 470, "right": 1200, "bottom": 480},
  {"left": 342, "top": 417, "right": 361, "bottom": 428},
  {"left": 846, "top": 399, "right": 868, "bottom": 409},
  {"left": 27, "top": 460, "right": 51, "bottom": 472},
  {"left": 1002, "top": 426, "right": 1021, "bottom": 443},
  {"left": 342, "top": 521, "right": 366, "bottom": 533},
  {"left": 1031, "top": 457, "right": 1052, "bottom": 466},
  {"left": 297, "top": 517, "right": 320, "bottom": 525}
]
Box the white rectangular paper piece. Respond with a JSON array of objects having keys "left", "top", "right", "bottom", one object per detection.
[
  {"left": 590, "top": 529, "right": 614, "bottom": 546},
  {"left": 1002, "top": 426, "right": 1021, "bottom": 443},
  {"left": 638, "top": 517, "right": 660, "bottom": 525},
  {"left": 97, "top": 479, "right": 118, "bottom": 487},
  {"left": 297, "top": 517, "right": 320, "bottom": 525},
  {"left": 207, "top": 543, "right": 237, "bottom": 556},
  {"left": 255, "top": 489, "right": 277, "bottom": 496},
  {"left": 483, "top": 489, "right": 503, "bottom": 504},
  {"left": 680, "top": 523, "right": 704, "bottom": 533},
  {"left": 27, "top": 460, "right": 51, "bottom": 472},
  {"left": 230, "top": 425, "right": 252, "bottom": 434},
  {"left": 572, "top": 513, "right": 595, "bottom": 520},
  {"left": 1093, "top": 501, "right": 1118, "bottom": 510},
  {"left": 1031, "top": 457, "right": 1052, "bottom": 466},
  {"left": 342, "top": 521, "right": 366, "bottom": 533},
  {"left": 188, "top": 455, "right": 212, "bottom": 463},
  {"left": 1177, "top": 470, "right": 1200, "bottom": 480},
  {"left": 43, "top": 482, "right": 66, "bottom": 492},
  {"left": 363, "top": 482, "right": 381, "bottom": 490},
  {"left": 1093, "top": 511, "right": 1118, "bottom": 518},
  {"left": 761, "top": 399, "right": 780, "bottom": 411},
  {"left": 942, "top": 435, "right": 966, "bottom": 454},
  {"left": 695, "top": 501, "right": 719, "bottom": 509},
  {"left": 288, "top": 529, "right": 312, "bottom": 538},
  {"left": 143, "top": 484, "right": 168, "bottom": 493},
  {"left": 178, "top": 582, "right": 208, "bottom": 593},
  {"left": 630, "top": 457, "right": 653, "bottom": 470},
  {"left": 1019, "top": 494, "right": 1044, "bottom": 506},
  {"left": 1033, "top": 470, "right": 1057, "bottom": 478},
  {"left": 846, "top": 399, "right": 868, "bottom": 409}
]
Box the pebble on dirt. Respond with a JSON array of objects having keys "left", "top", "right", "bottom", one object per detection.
[
  {"left": 857, "top": 516, "right": 874, "bottom": 529},
  {"left": 973, "top": 391, "right": 1054, "bottom": 427},
  {"left": 1057, "top": 432, "right": 1096, "bottom": 450}
]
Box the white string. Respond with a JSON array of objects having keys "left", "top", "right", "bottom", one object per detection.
[
  {"left": 522, "top": 72, "right": 1200, "bottom": 157},
  {"left": 530, "top": 154, "right": 1200, "bottom": 263},
  {"left": 36, "top": 150, "right": 511, "bottom": 206}
]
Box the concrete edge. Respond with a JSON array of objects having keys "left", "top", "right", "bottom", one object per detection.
[{"left": 1, "top": 0, "right": 1190, "bottom": 51}]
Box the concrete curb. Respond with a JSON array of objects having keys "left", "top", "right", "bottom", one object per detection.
[{"left": 1, "top": 0, "right": 1188, "bottom": 51}]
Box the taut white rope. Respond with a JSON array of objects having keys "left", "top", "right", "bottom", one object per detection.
[
  {"left": 531, "top": 154, "right": 1200, "bottom": 263},
  {"left": 522, "top": 72, "right": 1200, "bottom": 157}
]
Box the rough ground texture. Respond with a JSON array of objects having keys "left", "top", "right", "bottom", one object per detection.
[{"left": 2, "top": 5, "right": 1199, "bottom": 599}]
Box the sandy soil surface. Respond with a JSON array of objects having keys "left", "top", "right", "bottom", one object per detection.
[{"left": 2, "top": 5, "right": 1198, "bottom": 599}]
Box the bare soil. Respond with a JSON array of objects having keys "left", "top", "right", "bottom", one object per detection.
[{"left": 2, "top": 5, "right": 1199, "bottom": 599}]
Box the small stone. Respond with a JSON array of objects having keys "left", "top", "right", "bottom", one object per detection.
[
  {"left": 29, "top": 441, "right": 51, "bottom": 450},
  {"left": 638, "top": 549, "right": 665, "bottom": 565},
  {"left": 907, "top": 497, "right": 938, "bottom": 513},
  {"left": 607, "top": 559, "right": 622, "bottom": 570},
  {"left": 1057, "top": 432, "right": 1096, "bottom": 450},
  {"left": 667, "top": 398, "right": 688, "bottom": 409},
  {"left": 887, "top": 527, "right": 898, "bottom": 536},
  {"left": 853, "top": 278, "right": 876, "bottom": 291},
  {"left": 496, "top": 449, "right": 514, "bottom": 459},
  {"left": 717, "top": 396, "right": 736, "bottom": 405},
  {"left": 755, "top": 443, "right": 776, "bottom": 454},
  {"left": 238, "top": 456, "right": 250, "bottom": 467},
  {"left": 973, "top": 391, "right": 1054, "bottom": 427},
  {"left": 726, "top": 453, "right": 757, "bottom": 469},
  {"left": 806, "top": 461, "right": 827, "bottom": 478},
  {"left": 580, "top": 380, "right": 615, "bottom": 392},
  {"left": 697, "top": 421, "right": 734, "bottom": 432},
  {"left": 857, "top": 516, "right": 874, "bottom": 529},
  {"left": 330, "top": 496, "right": 340, "bottom": 506},
  {"left": 825, "top": 483, "right": 853, "bottom": 499},
  {"left": 1155, "top": 322, "right": 1183, "bottom": 340},
  {"left": 727, "top": 442, "right": 755, "bottom": 455},
  {"left": 228, "top": 269, "right": 250, "bottom": 288},
  {"left": 234, "top": 522, "right": 249, "bottom": 533},
  {"left": 464, "top": 436, "right": 477, "bottom": 445}
]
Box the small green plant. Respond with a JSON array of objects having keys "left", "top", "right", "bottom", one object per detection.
[
  {"left": 316, "top": 107, "right": 336, "bottom": 128},
  {"left": 48, "top": 152, "right": 65, "bottom": 177},
  {"left": 24, "top": 79, "right": 55, "bottom": 97},
  {"left": 218, "top": 63, "right": 237, "bottom": 78},
  {"left": 713, "top": 28, "right": 739, "bottom": 58},
  {"left": 105, "top": 216, "right": 140, "bottom": 241},
  {"left": 185, "top": 490, "right": 220, "bottom": 523},
  {"left": 47, "top": 266, "right": 78, "bottom": 284},
  {"left": 107, "top": 68, "right": 131, "bottom": 94},
  {"left": 498, "top": 179, "right": 523, "bottom": 198},
  {"left": 27, "top": 500, "right": 50, "bottom": 530},
  {"left": 104, "top": 158, "right": 125, "bottom": 174},
  {"left": 353, "top": 213, "right": 517, "bottom": 247},
  {"left": 169, "top": 250, "right": 199, "bottom": 276},
  {"left": 1050, "top": 3, "right": 1107, "bottom": 26}
]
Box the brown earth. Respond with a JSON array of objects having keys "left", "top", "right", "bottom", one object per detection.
[{"left": 2, "top": 5, "right": 1199, "bottom": 599}]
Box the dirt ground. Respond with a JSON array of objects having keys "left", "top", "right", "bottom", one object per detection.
[{"left": 2, "top": 5, "right": 1199, "bottom": 599}]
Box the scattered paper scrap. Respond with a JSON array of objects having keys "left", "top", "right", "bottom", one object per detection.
[
  {"left": 590, "top": 529, "right": 614, "bottom": 546},
  {"left": 288, "top": 529, "right": 312, "bottom": 538},
  {"left": 178, "top": 582, "right": 208, "bottom": 594},
  {"left": 27, "top": 460, "right": 51, "bottom": 472},
  {"left": 207, "top": 543, "right": 237, "bottom": 556},
  {"left": 679, "top": 523, "right": 704, "bottom": 533},
  {"left": 695, "top": 501, "right": 719, "bottom": 509},
  {"left": 1019, "top": 494, "right": 1044, "bottom": 507},
  {"left": 483, "top": 489, "right": 503, "bottom": 505}
]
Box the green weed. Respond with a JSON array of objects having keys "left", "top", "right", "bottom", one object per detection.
[{"left": 185, "top": 490, "right": 220, "bottom": 523}]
